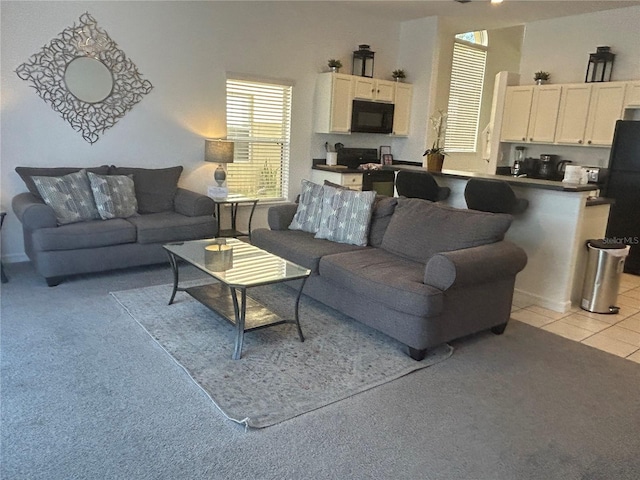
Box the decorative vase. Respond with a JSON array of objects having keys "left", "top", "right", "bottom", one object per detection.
[
  {"left": 424, "top": 153, "right": 445, "bottom": 172},
  {"left": 535, "top": 79, "right": 545, "bottom": 85},
  {"left": 330, "top": 66, "right": 339, "bottom": 73}
]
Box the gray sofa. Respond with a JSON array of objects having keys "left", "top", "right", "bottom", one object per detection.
[
  {"left": 12, "top": 165, "right": 217, "bottom": 286},
  {"left": 252, "top": 196, "right": 527, "bottom": 360}
]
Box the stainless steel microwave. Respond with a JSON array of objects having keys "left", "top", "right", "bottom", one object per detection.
[{"left": 351, "top": 100, "right": 395, "bottom": 134}]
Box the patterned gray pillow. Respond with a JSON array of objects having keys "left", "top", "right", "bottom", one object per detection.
[
  {"left": 87, "top": 172, "right": 138, "bottom": 220},
  {"left": 315, "top": 185, "right": 376, "bottom": 246},
  {"left": 32, "top": 169, "right": 100, "bottom": 225},
  {"left": 288, "top": 179, "right": 324, "bottom": 233}
]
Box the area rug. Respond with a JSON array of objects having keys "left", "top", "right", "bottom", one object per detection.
[{"left": 111, "top": 281, "right": 453, "bottom": 428}]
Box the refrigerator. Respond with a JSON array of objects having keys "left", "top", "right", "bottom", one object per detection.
[{"left": 603, "top": 120, "right": 640, "bottom": 275}]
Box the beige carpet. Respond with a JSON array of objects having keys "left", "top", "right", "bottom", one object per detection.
[{"left": 111, "top": 281, "right": 453, "bottom": 428}]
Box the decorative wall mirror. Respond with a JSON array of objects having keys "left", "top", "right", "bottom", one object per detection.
[{"left": 16, "top": 13, "right": 153, "bottom": 144}]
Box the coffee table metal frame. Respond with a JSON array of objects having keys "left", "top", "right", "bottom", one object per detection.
[{"left": 163, "top": 238, "right": 310, "bottom": 360}]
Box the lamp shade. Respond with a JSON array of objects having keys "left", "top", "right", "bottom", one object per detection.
[{"left": 204, "top": 140, "right": 234, "bottom": 164}]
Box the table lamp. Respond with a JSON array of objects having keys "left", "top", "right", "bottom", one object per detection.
[{"left": 205, "top": 139, "right": 234, "bottom": 187}]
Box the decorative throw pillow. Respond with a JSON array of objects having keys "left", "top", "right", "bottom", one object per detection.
[
  {"left": 288, "top": 179, "right": 324, "bottom": 233},
  {"left": 16, "top": 165, "right": 110, "bottom": 200},
  {"left": 87, "top": 172, "right": 138, "bottom": 220},
  {"left": 32, "top": 169, "right": 100, "bottom": 225},
  {"left": 315, "top": 185, "right": 376, "bottom": 246}
]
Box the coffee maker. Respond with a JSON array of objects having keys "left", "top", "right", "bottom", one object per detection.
[{"left": 537, "top": 154, "right": 558, "bottom": 179}]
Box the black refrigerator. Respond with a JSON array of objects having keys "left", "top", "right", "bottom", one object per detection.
[{"left": 603, "top": 120, "right": 640, "bottom": 275}]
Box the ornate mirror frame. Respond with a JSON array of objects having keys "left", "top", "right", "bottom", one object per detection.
[{"left": 16, "top": 13, "right": 153, "bottom": 144}]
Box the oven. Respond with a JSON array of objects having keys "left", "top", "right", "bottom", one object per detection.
[{"left": 337, "top": 147, "right": 395, "bottom": 196}]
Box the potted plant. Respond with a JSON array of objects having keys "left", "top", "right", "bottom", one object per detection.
[
  {"left": 422, "top": 110, "right": 448, "bottom": 172},
  {"left": 534, "top": 71, "right": 550, "bottom": 85},
  {"left": 392, "top": 69, "right": 406, "bottom": 82},
  {"left": 328, "top": 59, "right": 342, "bottom": 73}
]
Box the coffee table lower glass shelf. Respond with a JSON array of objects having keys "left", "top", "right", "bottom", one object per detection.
[{"left": 163, "top": 238, "right": 311, "bottom": 359}]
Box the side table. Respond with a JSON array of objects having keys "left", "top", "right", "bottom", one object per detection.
[
  {"left": 210, "top": 195, "right": 259, "bottom": 241},
  {"left": 1, "top": 212, "right": 7, "bottom": 283}
]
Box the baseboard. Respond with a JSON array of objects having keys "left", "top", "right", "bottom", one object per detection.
[{"left": 513, "top": 289, "right": 573, "bottom": 314}]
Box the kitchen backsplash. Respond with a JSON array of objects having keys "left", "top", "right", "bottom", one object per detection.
[{"left": 501, "top": 143, "right": 611, "bottom": 169}]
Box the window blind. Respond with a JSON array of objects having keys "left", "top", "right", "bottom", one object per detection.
[
  {"left": 444, "top": 41, "right": 487, "bottom": 153},
  {"left": 226, "top": 79, "right": 292, "bottom": 200}
]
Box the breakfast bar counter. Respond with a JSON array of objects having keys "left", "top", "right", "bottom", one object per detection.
[{"left": 387, "top": 165, "right": 611, "bottom": 312}]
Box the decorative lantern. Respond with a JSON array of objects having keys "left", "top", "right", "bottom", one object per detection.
[
  {"left": 352, "top": 44, "right": 375, "bottom": 78},
  {"left": 585, "top": 46, "right": 615, "bottom": 83}
]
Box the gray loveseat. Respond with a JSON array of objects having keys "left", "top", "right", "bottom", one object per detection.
[
  {"left": 12, "top": 165, "right": 217, "bottom": 286},
  {"left": 252, "top": 196, "right": 527, "bottom": 360}
]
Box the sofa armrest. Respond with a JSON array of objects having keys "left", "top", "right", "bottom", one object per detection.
[
  {"left": 174, "top": 188, "right": 215, "bottom": 217},
  {"left": 424, "top": 241, "right": 527, "bottom": 291},
  {"left": 267, "top": 203, "right": 298, "bottom": 230},
  {"left": 12, "top": 192, "right": 57, "bottom": 229}
]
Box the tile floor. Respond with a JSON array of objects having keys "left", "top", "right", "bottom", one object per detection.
[{"left": 511, "top": 273, "right": 640, "bottom": 364}]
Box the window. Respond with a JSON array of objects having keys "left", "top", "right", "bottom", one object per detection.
[
  {"left": 226, "top": 78, "right": 292, "bottom": 200},
  {"left": 444, "top": 31, "right": 488, "bottom": 153}
]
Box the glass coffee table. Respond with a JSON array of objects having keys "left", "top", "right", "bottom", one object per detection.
[{"left": 163, "top": 238, "right": 311, "bottom": 360}]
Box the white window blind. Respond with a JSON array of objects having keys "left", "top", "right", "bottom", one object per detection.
[
  {"left": 444, "top": 40, "right": 487, "bottom": 153},
  {"left": 226, "top": 79, "right": 292, "bottom": 200}
]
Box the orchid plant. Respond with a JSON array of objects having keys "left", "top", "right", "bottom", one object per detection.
[{"left": 423, "top": 109, "right": 448, "bottom": 156}]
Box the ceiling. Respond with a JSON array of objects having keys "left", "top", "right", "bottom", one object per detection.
[{"left": 330, "top": 0, "right": 640, "bottom": 31}]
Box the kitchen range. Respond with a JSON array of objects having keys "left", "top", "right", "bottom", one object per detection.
[{"left": 311, "top": 147, "right": 395, "bottom": 196}]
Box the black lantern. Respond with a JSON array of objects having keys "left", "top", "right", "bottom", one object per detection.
[
  {"left": 352, "top": 44, "right": 375, "bottom": 78},
  {"left": 585, "top": 46, "right": 615, "bottom": 83}
]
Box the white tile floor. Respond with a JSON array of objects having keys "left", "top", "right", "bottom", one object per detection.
[{"left": 511, "top": 273, "right": 640, "bottom": 364}]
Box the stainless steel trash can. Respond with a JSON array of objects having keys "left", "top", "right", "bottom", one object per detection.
[{"left": 581, "top": 239, "right": 630, "bottom": 314}]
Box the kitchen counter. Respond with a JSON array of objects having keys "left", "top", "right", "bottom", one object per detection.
[
  {"left": 385, "top": 164, "right": 598, "bottom": 192},
  {"left": 312, "top": 163, "right": 362, "bottom": 174}
]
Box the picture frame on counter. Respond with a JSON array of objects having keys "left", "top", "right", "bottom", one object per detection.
[
  {"left": 382, "top": 154, "right": 393, "bottom": 165},
  {"left": 380, "top": 145, "right": 391, "bottom": 159}
]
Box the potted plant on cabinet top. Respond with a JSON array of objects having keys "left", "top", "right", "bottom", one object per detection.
[
  {"left": 534, "top": 71, "right": 550, "bottom": 85},
  {"left": 422, "top": 110, "right": 448, "bottom": 172},
  {"left": 392, "top": 69, "right": 406, "bottom": 82},
  {"left": 328, "top": 59, "right": 342, "bottom": 73}
]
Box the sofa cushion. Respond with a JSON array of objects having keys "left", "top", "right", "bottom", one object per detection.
[
  {"left": 87, "top": 172, "right": 138, "bottom": 220},
  {"left": 126, "top": 211, "right": 216, "bottom": 244},
  {"left": 315, "top": 185, "right": 376, "bottom": 246},
  {"left": 251, "top": 228, "right": 365, "bottom": 273},
  {"left": 31, "top": 169, "right": 101, "bottom": 225},
  {"left": 319, "top": 248, "right": 443, "bottom": 317},
  {"left": 109, "top": 166, "right": 182, "bottom": 214},
  {"left": 381, "top": 198, "right": 513, "bottom": 264},
  {"left": 16, "top": 165, "right": 110, "bottom": 200},
  {"left": 32, "top": 219, "right": 136, "bottom": 251},
  {"left": 369, "top": 196, "right": 398, "bottom": 247},
  {"left": 288, "top": 179, "right": 324, "bottom": 233}
]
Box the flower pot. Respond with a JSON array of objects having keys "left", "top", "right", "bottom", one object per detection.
[
  {"left": 423, "top": 153, "right": 445, "bottom": 172},
  {"left": 330, "top": 66, "right": 339, "bottom": 73}
]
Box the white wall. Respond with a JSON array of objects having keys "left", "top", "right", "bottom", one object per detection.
[
  {"left": 520, "top": 6, "right": 640, "bottom": 85},
  {"left": 1, "top": 1, "right": 409, "bottom": 261}
]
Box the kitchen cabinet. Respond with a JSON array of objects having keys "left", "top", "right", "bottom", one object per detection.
[
  {"left": 555, "top": 82, "right": 626, "bottom": 146},
  {"left": 353, "top": 77, "right": 395, "bottom": 102},
  {"left": 310, "top": 169, "right": 362, "bottom": 190},
  {"left": 314, "top": 73, "right": 353, "bottom": 134},
  {"left": 624, "top": 81, "right": 640, "bottom": 108},
  {"left": 527, "top": 85, "right": 562, "bottom": 143},
  {"left": 392, "top": 83, "right": 412, "bottom": 136},
  {"left": 584, "top": 82, "right": 626, "bottom": 145},
  {"left": 500, "top": 86, "right": 534, "bottom": 142},
  {"left": 555, "top": 84, "right": 592, "bottom": 145}
]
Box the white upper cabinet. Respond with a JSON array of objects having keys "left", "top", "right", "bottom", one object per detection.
[
  {"left": 584, "top": 82, "right": 626, "bottom": 145},
  {"left": 353, "top": 77, "right": 395, "bottom": 102},
  {"left": 555, "top": 84, "right": 592, "bottom": 145},
  {"left": 555, "top": 82, "right": 626, "bottom": 146},
  {"left": 315, "top": 73, "right": 411, "bottom": 136},
  {"left": 500, "top": 86, "right": 534, "bottom": 142},
  {"left": 624, "top": 81, "right": 640, "bottom": 108},
  {"left": 314, "top": 73, "right": 353, "bottom": 134},
  {"left": 527, "top": 85, "right": 562, "bottom": 143},
  {"left": 392, "top": 83, "right": 413, "bottom": 136}
]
